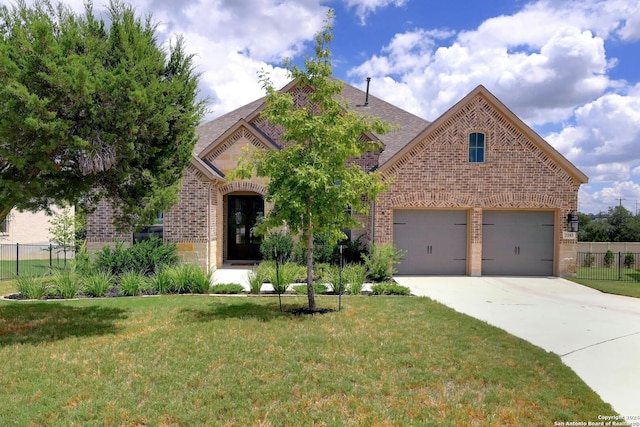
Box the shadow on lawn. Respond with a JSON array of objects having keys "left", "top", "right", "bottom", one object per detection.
[
  {"left": 0, "top": 303, "right": 128, "bottom": 346},
  {"left": 180, "top": 301, "right": 293, "bottom": 322}
]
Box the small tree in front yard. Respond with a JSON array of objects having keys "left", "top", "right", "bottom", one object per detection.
[
  {"left": 232, "top": 10, "right": 392, "bottom": 311},
  {"left": 604, "top": 250, "right": 615, "bottom": 268},
  {"left": 624, "top": 252, "right": 635, "bottom": 269},
  {"left": 48, "top": 206, "right": 78, "bottom": 265}
]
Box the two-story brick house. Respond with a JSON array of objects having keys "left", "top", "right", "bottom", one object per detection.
[{"left": 86, "top": 80, "right": 587, "bottom": 277}]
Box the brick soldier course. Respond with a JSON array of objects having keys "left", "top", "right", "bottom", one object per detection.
[{"left": 86, "top": 80, "right": 587, "bottom": 277}]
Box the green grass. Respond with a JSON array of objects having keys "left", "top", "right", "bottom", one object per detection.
[
  {"left": 576, "top": 266, "right": 640, "bottom": 282},
  {"left": 0, "top": 258, "right": 71, "bottom": 281},
  {"left": 0, "top": 279, "right": 16, "bottom": 297},
  {"left": 569, "top": 277, "right": 640, "bottom": 298},
  {"left": 0, "top": 295, "right": 615, "bottom": 425}
]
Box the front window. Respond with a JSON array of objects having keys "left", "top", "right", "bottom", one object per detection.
[
  {"left": 469, "top": 132, "right": 485, "bottom": 163},
  {"left": 0, "top": 218, "right": 7, "bottom": 234},
  {"left": 133, "top": 212, "right": 164, "bottom": 242}
]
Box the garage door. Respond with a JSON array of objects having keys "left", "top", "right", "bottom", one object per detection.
[
  {"left": 482, "top": 211, "right": 554, "bottom": 276},
  {"left": 393, "top": 210, "right": 467, "bottom": 275}
]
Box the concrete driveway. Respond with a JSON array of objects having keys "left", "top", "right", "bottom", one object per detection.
[{"left": 393, "top": 276, "right": 640, "bottom": 416}]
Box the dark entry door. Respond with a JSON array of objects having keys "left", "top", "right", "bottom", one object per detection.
[{"left": 227, "top": 195, "right": 264, "bottom": 260}]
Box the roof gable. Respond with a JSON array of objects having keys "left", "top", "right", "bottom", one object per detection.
[
  {"left": 193, "top": 79, "right": 430, "bottom": 167},
  {"left": 198, "top": 119, "right": 279, "bottom": 162},
  {"left": 379, "top": 85, "right": 588, "bottom": 184}
]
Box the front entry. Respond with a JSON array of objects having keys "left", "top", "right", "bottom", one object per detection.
[{"left": 227, "top": 195, "right": 264, "bottom": 261}]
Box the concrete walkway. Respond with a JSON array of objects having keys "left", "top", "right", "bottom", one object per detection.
[{"left": 393, "top": 276, "right": 640, "bottom": 416}]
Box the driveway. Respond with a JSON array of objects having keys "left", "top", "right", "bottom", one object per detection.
[{"left": 393, "top": 276, "right": 640, "bottom": 416}]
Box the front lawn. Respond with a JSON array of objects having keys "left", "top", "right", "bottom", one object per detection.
[
  {"left": 0, "top": 295, "right": 614, "bottom": 425},
  {"left": 569, "top": 277, "right": 640, "bottom": 299}
]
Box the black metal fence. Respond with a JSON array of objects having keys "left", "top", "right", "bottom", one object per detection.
[
  {"left": 576, "top": 251, "right": 640, "bottom": 282},
  {"left": 0, "top": 244, "right": 74, "bottom": 280}
]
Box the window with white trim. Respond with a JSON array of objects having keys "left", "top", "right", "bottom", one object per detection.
[{"left": 469, "top": 132, "right": 485, "bottom": 163}]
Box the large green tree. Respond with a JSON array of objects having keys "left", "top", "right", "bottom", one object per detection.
[
  {"left": 578, "top": 206, "right": 640, "bottom": 242},
  {"left": 0, "top": 0, "right": 204, "bottom": 227},
  {"left": 235, "top": 10, "right": 392, "bottom": 310}
]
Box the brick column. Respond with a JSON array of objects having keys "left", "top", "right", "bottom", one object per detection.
[{"left": 469, "top": 208, "right": 483, "bottom": 276}]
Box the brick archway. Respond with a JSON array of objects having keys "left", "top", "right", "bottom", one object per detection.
[{"left": 219, "top": 181, "right": 266, "bottom": 196}]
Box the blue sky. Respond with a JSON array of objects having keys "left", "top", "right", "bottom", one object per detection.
[{"left": 3, "top": 0, "right": 640, "bottom": 215}]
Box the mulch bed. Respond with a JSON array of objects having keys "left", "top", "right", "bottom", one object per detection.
[{"left": 285, "top": 307, "right": 336, "bottom": 316}]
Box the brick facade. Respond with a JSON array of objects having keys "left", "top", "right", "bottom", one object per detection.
[
  {"left": 86, "top": 81, "right": 586, "bottom": 276},
  {"left": 375, "top": 92, "right": 583, "bottom": 276}
]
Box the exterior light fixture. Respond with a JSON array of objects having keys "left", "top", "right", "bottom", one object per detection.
[{"left": 567, "top": 211, "right": 579, "bottom": 233}]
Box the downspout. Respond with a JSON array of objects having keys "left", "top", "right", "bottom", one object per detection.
[
  {"left": 371, "top": 200, "right": 376, "bottom": 244},
  {"left": 207, "top": 182, "right": 212, "bottom": 271}
]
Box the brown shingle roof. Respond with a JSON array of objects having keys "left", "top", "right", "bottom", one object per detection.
[
  {"left": 336, "top": 81, "right": 430, "bottom": 165},
  {"left": 193, "top": 97, "right": 265, "bottom": 155},
  {"left": 192, "top": 79, "right": 430, "bottom": 167}
]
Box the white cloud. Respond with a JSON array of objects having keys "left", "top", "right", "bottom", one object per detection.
[
  {"left": 348, "top": 1, "right": 619, "bottom": 125},
  {"left": 579, "top": 181, "right": 640, "bottom": 214},
  {"left": 545, "top": 84, "right": 640, "bottom": 180},
  {"left": 343, "top": 0, "right": 408, "bottom": 24}
]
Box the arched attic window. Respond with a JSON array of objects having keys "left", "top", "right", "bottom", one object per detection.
[{"left": 469, "top": 132, "right": 485, "bottom": 163}]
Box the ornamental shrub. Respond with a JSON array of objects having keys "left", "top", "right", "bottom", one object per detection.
[
  {"left": 15, "top": 275, "right": 50, "bottom": 300},
  {"left": 624, "top": 252, "right": 636, "bottom": 269},
  {"left": 362, "top": 243, "right": 406, "bottom": 282},
  {"left": 583, "top": 252, "right": 595, "bottom": 268},
  {"left": 343, "top": 263, "right": 367, "bottom": 295},
  {"left": 260, "top": 231, "right": 294, "bottom": 262},
  {"left": 83, "top": 271, "right": 115, "bottom": 297},
  {"left": 94, "top": 237, "right": 177, "bottom": 276},
  {"left": 210, "top": 283, "right": 245, "bottom": 294},
  {"left": 52, "top": 269, "right": 81, "bottom": 299},
  {"left": 603, "top": 250, "right": 615, "bottom": 268},
  {"left": 370, "top": 282, "right": 410, "bottom": 296}
]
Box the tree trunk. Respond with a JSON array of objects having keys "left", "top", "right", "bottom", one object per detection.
[
  {"left": 306, "top": 231, "right": 316, "bottom": 310},
  {"left": 0, "top": 206, "right": 12, "bottom": 224}
]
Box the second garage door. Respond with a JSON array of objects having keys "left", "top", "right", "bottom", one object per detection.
[
  {"left": 394, "top": 210, "right": 467, "bottom": 275},
  {"left": 482, "top": 211, "right": 554, "bottom": 276}
]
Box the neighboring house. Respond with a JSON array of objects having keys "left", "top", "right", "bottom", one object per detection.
[
  {"left": 0, "top": 206, "right": 70, "bottom": 244},
  {"left": 86, "top": 80, "right": 588, "bottom": 277}
]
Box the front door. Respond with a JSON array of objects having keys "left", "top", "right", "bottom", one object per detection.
[{"left": 227, "top": 195, "right": 264, "bottom": 261}]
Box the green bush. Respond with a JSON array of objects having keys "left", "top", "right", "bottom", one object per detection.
[
  {"left": 74, "top": 244, "right": 93, "bottom": 276},
  {"left": 158, "top": 264, "right": 212, "bottom": 294},
  {"left": 83, "top": 271, "right": 115, "bottom": 297},
  {"left": 583, "top": 252, "right": 595, "bottom": 267},
  {"left": 269, "top": 262, "right": 299, "bottom": 294},
  {"left": 248, "top": 264, "right": 270, "bottom": 294},
  {"left": 603, "top": 250, "right": 615, "bottom": 268},
  {"left": 94, "top": 237, "right": 177, "bottom": 276},
  {"left": 260, "top": 231, "right": 294, "bottom": 262},
  {"left": 15, "top": 275, "right": 49, "bottom": 300},
  {"left": 292, "top": 283, "right": 328, "bottom": 295},
  {"left": 343, "top": 263, "right": 367, "bottom": 295},
  {"left": 52, "top": 270, "right": 81, "bottom": 299},
  {"left": 118, "top": 271, "right": 149, "bottom": 296},
  {"left": 127, "top": 237, "right": 178, "bottom": 275},
  {"left": 318, "top": 265, "right": 345, "bottom": 294},
  {"left": 624, "top": 252, "right": 636, "bottom": 269},
  {"left": 184, "top": 264, "right": 214, "bottom": 294},
  {"left": 210, "top": 283, "right": 245, "bottom": 294},
  {"left": 362, "top": 243, "right": 406, "bottom": 282},
  {"left": 150, "top": 268, "right": 175, "bottom": 294},
  {"left": 370, "top": 282, "right": 411, "bottom": 296}
]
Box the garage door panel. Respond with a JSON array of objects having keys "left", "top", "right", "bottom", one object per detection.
[
  {"left": 394, "top": 210, "right": 467, "bottom": 275},
  {"left": 482, "top": 211, "right": 554, "bottom": 276}
]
